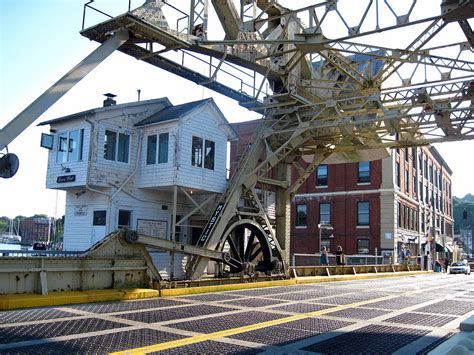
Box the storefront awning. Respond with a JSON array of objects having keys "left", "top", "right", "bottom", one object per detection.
[{"left": 421, "top": 243, "right": 453, "bottom": 253}]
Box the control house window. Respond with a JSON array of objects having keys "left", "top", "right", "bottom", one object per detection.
[
  {"left": 118, "top": 210, "right": 132, "bottom": 228},
  {"left": 158, "top": 133, "right": 169, "bottom": 164},
  {"left": 146, "top": 135, "right": 157, "bottom": 165},
  {"left": 192, "top": 136, "right": 215, "bottom": 170},
  {"left": 104, "top": 130, "right": 130, "bottom": 163},
  {"left": 93, "top": 211, "right": 107, "bottom": 226},
  {"left": 192, "top": 136, "right": 203, "bottom": 167},
  {"left": 57, "top": 129, "right": 84, "bottom": 163},
  {"left": 316, "top": 165, "right": 328, "bottom": 186},
  {"left": 204, "top": 140, "right": 215, "bottom": 170},
  {"left": 358, "top": 161, "right": 370, "bottom": 183},
  {"left": 146, "top": 133, "right": 169, "bottom": 165},
  {"left": 296, "top": 204, "right": 307, "bottom": 227},
  {"left": 357, "top": 201, "right": 370, "bottom": 226}
]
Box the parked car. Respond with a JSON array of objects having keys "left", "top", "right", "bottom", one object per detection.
[{"left": 449, "top": 262, "right": 471, "bottom": 275}]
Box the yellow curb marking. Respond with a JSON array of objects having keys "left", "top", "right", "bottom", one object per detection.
[{"left": 111, "top": 278, "right": 457, "bottom": 355}]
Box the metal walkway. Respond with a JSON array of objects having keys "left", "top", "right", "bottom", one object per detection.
[{"left": 0, "top": 273, "right": 472, "bottom": 354}]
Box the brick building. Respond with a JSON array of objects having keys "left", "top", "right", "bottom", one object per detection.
[
  {"left": 20, "top": 217, "right": 54, "bottom": 245},
  {"left": 231, "top": 120, "right": 454, "bottom": 262}
]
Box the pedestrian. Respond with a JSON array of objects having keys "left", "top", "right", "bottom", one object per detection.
[
  {"left": 336, "top": 245, "right": 344, "bottom": 265},
  {"left": 405, "top": 248, "right": 411, "bottom": 264},
  {"left": 320, "top": 246, "right": 329, "bottom": 266},
  {"left": 399, "top": 244, "right": 406, "bottom": 264}
]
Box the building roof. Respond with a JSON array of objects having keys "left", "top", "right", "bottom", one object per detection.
[
  {"left": 134, "top": 98, "right": 211, "bottom": 126},
  {"left": 37, "top": 97, "right": 171, "bottom": 126},
  {"left": 429, "top": 145, "right": 453, "bottom": 175},
  {"left": 38, "top": 96, "right": 237, "bottom": 140}
]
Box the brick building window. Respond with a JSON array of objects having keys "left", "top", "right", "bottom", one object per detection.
[
  {"left": 319, "top": 203, "right": 331, "bottom": 224},
  {"left": 357, "top": 239, "right": 369, "bottom": 254},
  {"left": 358, "top": 162, "right": 370, "bottom": 183},
  {"left": 316, "top": 165, "right": 328, "bottom": 186},
  {"left": 405, "top": 169, "right": 409, "bottom": 193},
  {"left": 398, "top": 202, "right": 402, "bottom": 228},
  {"left": 296, "top": 204, "right": 307, "bottom": 227},
  {"left": 357, "top": 201, "right": 370, "bottom": 226},
  {"left": 395, "top": 162, "right": 400, "bottom": 187}
]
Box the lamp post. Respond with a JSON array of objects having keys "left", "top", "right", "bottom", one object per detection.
[{"left": 318, "top": 223, "right": 333, "bottom": 252}]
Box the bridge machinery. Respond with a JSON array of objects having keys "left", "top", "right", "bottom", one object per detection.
[{"left": 2, "top": 1, "right": 473, "bottom": 281}]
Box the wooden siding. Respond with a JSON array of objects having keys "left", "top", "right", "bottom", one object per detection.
[
  {"left": 136, "top": 121, "right": 177, "bottom": 188},
  {"left": 45, "top": 121, "right": 91, "bottom": 190},
  {"left": 176, "top": 105, "right": 229, "bottom": 193}
]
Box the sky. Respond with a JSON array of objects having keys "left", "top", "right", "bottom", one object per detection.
[{"left": 0, "top": 0, "right": 473, "bottom": 219}]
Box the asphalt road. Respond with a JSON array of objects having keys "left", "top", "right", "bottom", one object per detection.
[{"left": 0, "top": 273, "right": 473, "bottom": 354}]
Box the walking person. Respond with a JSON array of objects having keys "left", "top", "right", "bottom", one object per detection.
[
  {"left": 335, "top": 245, "right": 344, "bottom": 265},
  {"left": 405, "top": 248, "right": 411, "bottom": 264},
  {"left": 320, "top": 246, "right": 329, "bottom": 266},
  {"left": 399, "top": 244, "right": 406, "bottom": 264}
]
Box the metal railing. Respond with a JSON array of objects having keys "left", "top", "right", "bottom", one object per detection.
[
  {"left": 0, "top": 249, "right": 83, "bottom": 258},
  {"left": 292, "top": 253, "right": 392, "bottom": 267}
]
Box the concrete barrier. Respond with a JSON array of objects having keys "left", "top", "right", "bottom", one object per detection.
[{"left": 290, "top": 263, "right": 421, "bottom": 277}]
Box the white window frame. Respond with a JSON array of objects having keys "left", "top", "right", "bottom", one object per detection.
[
  {"left": 56, "top": 129, "right": 84, "bottom": 163},
  {"left": 104, "top": 129, "right": 130, "bottom": 164}
]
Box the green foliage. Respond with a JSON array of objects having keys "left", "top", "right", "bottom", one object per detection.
[{"left": 0, "top": 217, "right": 9, "bottom": 233}]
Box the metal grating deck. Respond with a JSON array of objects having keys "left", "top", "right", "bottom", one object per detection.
[
  {"left": 167, "top": 311, "right": 286, "bottom": 334},
  {"left": 301, "top": 324, "right": 429, "bottom": 354},
  {"left": 0, "top": 308, "right": 78, "bottom": 324},
  {"left": 5, "top": 328, "right": 185, "bottom": 354},
  {"left": 0, "top": 318, "right": 129, "bottom": 344},
  {"left": 68, "top": 298, "right": 189, "bottom": 314},
  {"left": 152, "top": 340, "right": 262, "bottom": 354}
]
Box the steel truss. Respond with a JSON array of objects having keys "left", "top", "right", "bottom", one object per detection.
[{"left": 77, "top": 0, "right": 474, "bottom": 279}]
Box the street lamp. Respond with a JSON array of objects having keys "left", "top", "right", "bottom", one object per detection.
[{"left": 318, "top": 223, "right": 334, "bottom": 252}]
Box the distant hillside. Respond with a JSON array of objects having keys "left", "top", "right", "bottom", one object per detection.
[
  {"left": 463, "top": 193, "right": 474, "bottom": 202},
  {"left": 453, "top": 195, "right": 474, "bottom": 234}
]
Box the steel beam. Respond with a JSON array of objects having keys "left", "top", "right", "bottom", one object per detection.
[
  {"left": 125, "top": 231, "right": 226, "bottom": 261},
  {"left": 0, "top": 30, "right": 129, "bottom": 151}
]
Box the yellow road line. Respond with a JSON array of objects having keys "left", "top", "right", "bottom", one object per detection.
[
  {"left": 111, "top": 295, "right": 396, "bottom": 354},
  {"left": 111, "top": 279, "right": 459, "bottom": 355}
]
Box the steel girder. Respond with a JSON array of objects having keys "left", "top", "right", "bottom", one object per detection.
[{"left": 79, "top": 0, "right": 474, "bottom": 279}]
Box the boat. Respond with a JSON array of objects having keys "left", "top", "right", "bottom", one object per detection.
[{"left": 0, "top": 234, "right": 21, "bottom": 244}]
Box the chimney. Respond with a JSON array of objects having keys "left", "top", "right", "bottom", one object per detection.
[{"left": 103, "top": 93, "right": 117, "bottom": 107}]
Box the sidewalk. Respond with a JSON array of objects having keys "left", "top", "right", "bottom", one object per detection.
[{"left": 429, "top": 316, "right": 474, "bottom": 354}]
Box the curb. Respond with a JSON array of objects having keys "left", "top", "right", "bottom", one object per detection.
[
  {"left": 0, "top": 271, "right": 431, "bottom": 310},
  {"left": 0, "top": 288, "right": 159, "bottom": 310}
]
